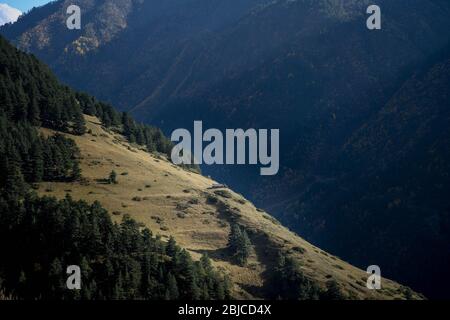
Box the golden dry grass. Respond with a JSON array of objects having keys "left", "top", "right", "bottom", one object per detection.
[{"left": 37, "top": 115, "right": 422, "bottom": 300}]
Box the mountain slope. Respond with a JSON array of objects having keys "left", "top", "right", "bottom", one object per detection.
[
  {"left": 302, "top": 48, "right": 450, "bottom": 299},
  {"left": 0, "top": 26, "right": 419, "bottom": 300},
  {"left": 0, "top": 33, "right": 232, "bottom": 300},
  {"left": 3, "top": 0, "right": 450, "bottom": 298},
  {"left": 37, "top": 114, "right": 421, "bottom": 299}
]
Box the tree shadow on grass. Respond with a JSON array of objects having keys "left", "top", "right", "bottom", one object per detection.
[
  {"left": 191, "top": 247, "right": 230, "bottom": 263},
  {"left": 95, "top": 178, "right": 110, "bottom": 184}
]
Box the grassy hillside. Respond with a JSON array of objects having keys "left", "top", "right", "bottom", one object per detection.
[
  {"left": 4, "top": 2, "right": 450, "bottom": 298},
  {"left": 37, "top": 115, "right": 422, "bottom": 300},
  {"left": 0, "top": 32, "right": 228, "bottom": 300}
]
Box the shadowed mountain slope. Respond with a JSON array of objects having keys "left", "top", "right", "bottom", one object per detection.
[{"left": 3, "top": 0, "right": 450, "bottom": 298}]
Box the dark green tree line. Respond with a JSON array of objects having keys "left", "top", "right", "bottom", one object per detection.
[
  {"left": 0, "top": 194, "right": 231, "bottom": 300},
  {"left": 0, "top": 36, "right": 85, "bottom": 134},
  {"left": 270, "top": 253, "right": 346, "bottom": 300},
  {"left": 76, "top": 92, "right": 172, "bottom": 156},
  {"left": 0, "top": 115, "right": 81, "bottom": 189}
]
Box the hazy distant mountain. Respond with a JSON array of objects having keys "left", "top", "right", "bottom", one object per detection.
[
  {"left": 0, "top": 3, "right": 21, "bottom": 26},
  {"left": 2, "top": 0, "right": 450, "bottom": 298},
  {"left": 281, "top": 45, "right": 450, "bottom": 298}
]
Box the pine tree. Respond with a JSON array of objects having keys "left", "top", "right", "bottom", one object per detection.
[
  {"left": 109, "top": 170, "right": 117, "bottom": 184},
  {"left": 200, "top": 254, "right": 213, "bottom": 274},
  {"left": 135, "top": 127, "right": 144, "bottom": 145},
  {"left": 228, "top": 224, "right": 252, "bottom": 266},
  {"left": 48, "top": 258, "right": 64, "bottom": 298},
  {"left": 321, "top": 280, "right": 345, "bottom": 300},
  {"left": 177, "top": 250, "right": 200, "bottom": 299},
  {"left": 113, "top": 274, "right": 125, "bottom": 300},
  {"left": 13, "top": 83, "right": 28, "bottom": 122},
  {"left": 102, "top": 112, "right": 112, "bottom": 127},
  {"left": 28, "top": 141, "right": 44, "bottom": 182},
  {"left": 27, "top": 86, "right": 40, "bottom": 126},
  {"left": 166, "top": 236, "right": 178, "bottom": 258},
  {"left": 122, "top": 112, "right": 134, "bottom": 138},
  {"left": 72, "top": 111, "right": 86, "bottom": 135},
  {"left": 4, "top": 162, "right": 27, "bottom": 198},
  {"left": 167, "top": 273, "right": 179, "bottom": 299},
  {"left": 0, "top": 78, "right": 13, "bottom": 118},
  {"left": 71, "top": 160, "right": 82, "bottom": 181}
]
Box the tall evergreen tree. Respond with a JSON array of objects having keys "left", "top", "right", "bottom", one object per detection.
[
  {"left": 109, "top": 170, "right": 118, "bottom": 184},
  {"left": 72, "top": 111, "right": 86, "bottom": 135},
  {"left": 228, "top": 224, "right": 252, "bottom": 266},
  {"left": 27, "top": 141, "right": 44, "bottom": 182},
  {"left": 166, "top": 273, "right": 179, "bottom": 300}
]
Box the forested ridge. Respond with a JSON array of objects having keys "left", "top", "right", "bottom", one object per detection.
[
  {"left": 1, "top": 34, "right": 84, "bottom": 189},
  {"left": 0, "top": 35, "right": 225, "bottom": 300},
  {"left": 0, "top": 195, "right": 231, "bottom": 300},
  {"left": 0, "top": 34, "right": 173, "bottom": 158},
  {"left": 0, "top": 32, "right": 176, "bottom": 190},
  {"left": 75, "top": 92, "right": 173, "bottom": 157},
  {"left": 0, "top": 36, "right": 85, "bottom": 134},
  {"left": 0, "top": 32, "right": 421, "bottom": 301}
]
